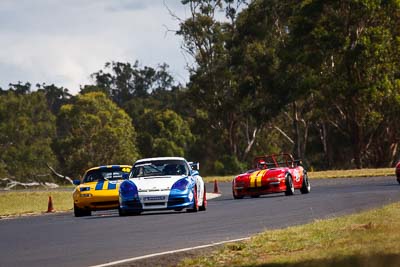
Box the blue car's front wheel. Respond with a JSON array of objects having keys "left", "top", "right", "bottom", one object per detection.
[
  {"left": 199, "top": 185, "right": 207, "bottom": 211},
  {"left": 118, "top": 207, "right": 141, "bottom": 216},
  {"left": 187, "top": 186, "right": 198, "bottom": 212}
]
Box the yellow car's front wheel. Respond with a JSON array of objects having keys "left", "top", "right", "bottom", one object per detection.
[{"left": 74, "top": 204, "right": 91, "bottom": 217}]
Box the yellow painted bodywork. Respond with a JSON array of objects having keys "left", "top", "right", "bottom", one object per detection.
[{"left": 73, "top": 165, "right": 131, "bottom": 211}]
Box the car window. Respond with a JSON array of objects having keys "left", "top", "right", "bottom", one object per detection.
[
  {"left": 83, "top": 168, "right": 130, "bottom": 183},
  {"left": 131, "top": 160, "right": 189, "bottom": 178}
]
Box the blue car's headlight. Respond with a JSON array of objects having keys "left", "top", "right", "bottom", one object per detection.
[
  {"left": 119, "top": 180, "right": 137, "bottom": 196},
  {"left": 171, "top": 178, "right": 189, "bottom": 191}
]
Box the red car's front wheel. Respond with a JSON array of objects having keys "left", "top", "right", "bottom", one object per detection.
[
  {"left": 285, "top": 174, "right": 295, "bottom": 196},
  {"left": 232, "top": 188, "right": 244, "bottom": 199}
]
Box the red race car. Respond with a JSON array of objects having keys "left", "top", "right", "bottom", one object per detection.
[
  {"left": 396, "top": 161, "right": 400, "bottom": 184},
  {"left": 232, "top": 153, "right": 311, "bottom": 199}
]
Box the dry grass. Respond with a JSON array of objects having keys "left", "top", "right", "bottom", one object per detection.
[
  {"left": 307, "top": 168, "right": 394, "bottom": 179},
  {"left": 0, "top": 191, "right": 72, "bottom": 217},
  {"left": 178, "top": 202, "right": 400, "bottom": 267}
]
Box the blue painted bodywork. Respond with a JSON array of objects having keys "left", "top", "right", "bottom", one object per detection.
[{"left": 119, "top": 177, "right": 196, "bottom": 213}]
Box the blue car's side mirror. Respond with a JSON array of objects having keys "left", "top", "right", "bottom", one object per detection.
[
  {"left": 73, "top": 180, "right": 81, "bottom": 185},
  {"left": 191, "top": 170, "right": 199, "bottom": 176},
  {"left": 190, "top": 162, "right": 200, "bottom": 171}
]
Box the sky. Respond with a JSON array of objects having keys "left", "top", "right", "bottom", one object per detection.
[{"left": 0, "top": 0, "right": 192, "bottom": 94}]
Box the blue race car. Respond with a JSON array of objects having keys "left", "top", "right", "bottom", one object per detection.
[{"left": 118, "top": 157, "right": 206, "bottom": 216}]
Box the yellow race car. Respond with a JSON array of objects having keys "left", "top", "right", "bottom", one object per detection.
[{"left": 72, "top": 165, "right": 131, "bottom": 217}]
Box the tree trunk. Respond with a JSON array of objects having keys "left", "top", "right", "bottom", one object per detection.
[
  {"left": 319, "top": 122, "right": 332, "bottom": 169},
  {"left": 350, "top": 117, "right": 362, "bottom": 169},
  {"left": 292, "top": 101, "right": 301, "bottom": 158}
]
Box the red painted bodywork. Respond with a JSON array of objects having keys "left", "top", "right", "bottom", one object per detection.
[
  {"left": 396, "top": 161, "right": 400, "bottom": 184},
  {"left": 232, "top": 153, "right": 306, "bottom": 198}
]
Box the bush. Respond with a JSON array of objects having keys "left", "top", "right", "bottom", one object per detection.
[{"left": 213, "top": 155, "right": 246, "bottom": 175}]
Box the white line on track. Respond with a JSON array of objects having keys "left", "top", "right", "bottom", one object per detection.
[{"left": 89, "top": 237, "right": 251, "bottom": 267}]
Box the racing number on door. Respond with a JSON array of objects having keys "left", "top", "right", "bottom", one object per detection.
[{"left": 293, "top": 169, "right": 300, "bottom": 182}]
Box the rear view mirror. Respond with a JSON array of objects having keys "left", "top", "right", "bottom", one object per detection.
[{"left": 294, "top": 160, "right": 303, "bottom": 166}]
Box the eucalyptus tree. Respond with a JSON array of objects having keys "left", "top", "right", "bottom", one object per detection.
[
  {"left": 88, "top": 61, "right": 179, "bottom": 106},
  {"left": 178, "top": 0, "right": 306, "bottom": 170},
  {"left": 0, "top": 91, "right": 57, "bottom": 181},
  {"left": 55, "top": 92, "right": 138, "bottom": 178},
  {"left": 36, "top": 83, "right": 72, "bottom": 115},
  {"left": 290, "top": 0, "right": 400, "bottom": 168},
  {"left": 137, "top": 109, "right": 195, "bottom": 158},
  {"left": 178, "top": 0, "right": 265, "bottom": 168}
]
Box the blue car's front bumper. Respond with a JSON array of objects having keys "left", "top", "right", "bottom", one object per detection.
[{"left": 119, "top": 189, "right": 194, "bottom": 212}]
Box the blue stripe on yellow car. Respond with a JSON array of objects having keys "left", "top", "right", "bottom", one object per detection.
[
  {"left": 99, "top": 166, "right": 108, "bottom": 171},
  {"left": 94, "top": 181, "right": 118, "bottom": 190},
  {"left": 108, "top": 182, "right": 117, "bottom": 190},
  {"left": 95, "top": 180, "right": 105, "bottom": 190}
]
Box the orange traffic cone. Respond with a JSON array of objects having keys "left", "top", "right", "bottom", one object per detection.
[
  {"left": 213, "top": 179, "right": 220, "bottom": 193},
  {"left": 46, "top": 196, "right": 55, "bottom": 213}
]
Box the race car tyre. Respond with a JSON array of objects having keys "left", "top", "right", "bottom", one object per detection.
[
  {"left": 251, "top": 195, "right": 260, "bottom": 198},
  {"left": 119, "top": 207, "right": 140, "bottom": 216},
  {"left": 118, "top": 207, "right": 128, "bottom": 216},
  {"left": 232, "top": 188, "right": 244, "bottom": 199},
  {"left": 74, "top": 204, "right": 91, "bottom": 217},
  {"left": 285, "top": 174, "right": 295, "bottom": 196},
  {"left": 199, "top": 186, "right": 207, "bottom": 211},
  {"left": 300, "top": 173, "right": 311, "bottom": 194},
  {"left": 187, "top": 186, "right": 199, "bottom": 212}
]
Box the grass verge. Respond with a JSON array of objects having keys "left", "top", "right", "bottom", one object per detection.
[
  {"left": 177, "top": 202, "right": 400, "bottom": 267},
  {"left": 0, "top": 191, "right": 72, "bottom": 217},
  {"left": 203, "top": 167, "right": 394, "bottom": 183}
]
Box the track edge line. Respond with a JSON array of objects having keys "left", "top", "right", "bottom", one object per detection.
[{"left": 89, "top": 237, "right": 251, "bottom": 267}]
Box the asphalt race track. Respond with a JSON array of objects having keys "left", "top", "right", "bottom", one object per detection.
[{"left": 0, "top": 176, "right": 399, "bottom": 267}]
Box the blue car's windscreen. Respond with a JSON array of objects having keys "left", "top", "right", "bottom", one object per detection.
[{"left": 130, "top": 160, "right": 189, "bottom": 178}]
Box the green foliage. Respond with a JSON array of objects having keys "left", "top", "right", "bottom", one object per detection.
[
  {"left": 137, "top": 109, "right": 194, "bottom": 157},
  {"left": 36, "top": 83, "right": 72, "bottom": 115},
  {"left": 88, "top": 61, "right": 179, "bottom": 106},
  {"left": 55, "top": 92, "right": 138, "bottom": 178},
  {"left": 0, "top": 91, "right": 57, "bottom": 180},
  {"left": 213, "top": 155, "right": 246, "bottom": 175},
  {"left": 289, "top": 0, "right": 400, "bottom": 167},
  {"left": 178, "top": 0, "right": 272, "bottom": 168},
  {"left": 177, "top": 0, "right": 400, "bottom": 170},
  {"left": 1, "top": 0, "right": 400, "bottom": 177}
]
